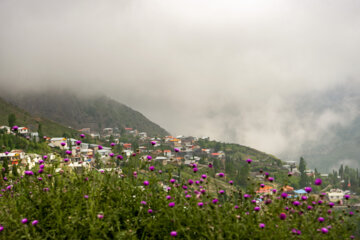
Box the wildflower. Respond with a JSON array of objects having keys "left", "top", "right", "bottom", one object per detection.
[
  {"left": 218, "top": 173, "right": 225, "bottom": 177},
  {"left": 147, "top": 155, "right": 152, "bottom": 160},
  {"left": 64, "top": 158, "right": 69, "bottom": 162},
  {"left": 21, "top": 218, "right": 28, "bottom": 224},
  {"left": 43, "top": 155, "right": 48, "bottom": 160},
  {"left": 212, "top": 199, "right": 219, "bottom": 204},
  {"left": 37, "top": 177, "right": 43, "bottom": 181},
  {"left": 143, "top": 181, "right": 149, "bottom": 186},
  {"left": 65, "top": 150, "right": 72, "bottom": 155},
  {"left": 281, "top": 192, "right": 288, "bottom": 199},
  {"left": 279, "top": 213, "right": 287, "bottom": 220},
  {"left": 182, "top": 185, "right": 188, "bottom": 190},
  {"left": 288, "top": 172, "right": 293, "bottom": 177},
  {"left": 188, "top": 179, "right": 194, "bottom": 185},
  {"left": 12, "top": 126, "right": 18, "bottom": 131},
  {"left": 228, "top": 180, "right": 234, "bottom": 185},
  {"left": 244, "top": 194, "right": 251, "bottom": 199},
  {"left": 301, "top": 196, "right": 308, "bottom": 201},
  {"left": 234, "top": 205, "right": 239, "bottom": 209},
  {"left": 24, "top": 171, "right": 34, "bottom": 175},
  {"left": 39, "top": 164, "right": 45, "bottom": 169},
  {"left": 84, "top": 195, "right": 89, "bottom": 199},
  {"left": 321, "top": 228, "right": 328, "bottom": 234},
  {"left": 198, "top": 202, "right": 204, "bottom": 207},
  {"left": 193, "top": 168, "right": 198, "bottom": 173},
  {"left": 170, "top": 179, "right": 176, "bottom": 184},
  {"left": 195, "top": 180, "right": 200, "bottom": 185},
  {"left": 208, "top": 163, "right": 213, "bottom": 168},
  {"left": 328, "top": 202, "right": 334, "bottom": 208},
  {"left": 4, "top": 152, "right": 9, "bottom": 155},
  {"left": 98, "top": 145, "right": 103, "bottom": 150},
  {"left": 149, "top": 166, "right": 155, "bottom": 171},
  {"left": 272, "top": 189, "right": 277, "bottom": 194},
  {"left": 344, "top": 194, "right": 350, "bottom": 200},
  {"left": 39, "top": 159, "right": 44, "bottom": 164},
  {"left": 349, "top": 211, "right": 354, "bottom": 216},
  {"left": 304, "top": 187, "right": 312, "bottom": 193},
  {"left": 185, "top": 194, "right": 191, "bottom": 198},
  {"left": 254, "top": 206, "right": 260, "bottom": 211},
  {"left": 97, "top": 214, "right": 104, "bottom": 219},
  {"left": 219, "top": 190, "right": 225, "bottom": 194},
  {"left": 0, "top": 226, "right": 3, "bottom": 231},
  {"left": 3, "top": 177, "right": 7, "bottom": 181},
  {"left": 314, "top": 178, "right": 322, "bottom": 185},
  {"left": 117, "top": 155, "right": 123, "bottom": 160},
  {"left": 141, "top": 201, "right": 147, "bottom": 205},
  {"left": 110, "top": 142, "right": 115, "bottom": 147},
  {"left": 170, "top": 231, "right": 177, "bottom": 237},
  {"left": 169, "top": 202, "right": 175, "bottom": 208},
  {"left": 148, "top": 209, "right": 153, "bottom": 213},
  {"left": 61, "top": 142, "right": 66, "bottom": 146},
  {"left": 259, "top": 223, "right": 265, "bottom": 229},
  {"left": 174, "top": 148, "right": 180, "bottom": 152},
  {"left": 318, "top": 217, "right": 325, "bottom": 222},
  {"left": 80, "top": 134, "right": 85, "bottom": 138},
  {"left": 43, "top": 188, "right": 49, "bottom": 192},
  {"left": 246, "top": 159, "right": 252, "bottom": 164},
  {"left": 166, "top": 195, "right": 172, "bottom": 200},
  {"left": 268, "top": 177, "right": 274, "bottom": 182},
  {"left": 76, "top": 140, "right": 81, "bottom": 145},
  {"left": 260, "top": 183, "right": 265, "bottom": 188},
  {"left": 32, "top": 220, "right": 39, "bottom": 226},
  {"left": 109, "top": 153, "right": 114, "bottom": 157}
]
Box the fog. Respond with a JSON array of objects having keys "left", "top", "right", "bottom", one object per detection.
[{"left": 1, "top": 0, "right": 360, "bottom": 169}]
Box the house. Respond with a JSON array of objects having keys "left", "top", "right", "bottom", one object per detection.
[
  {"left": 18, "top": 127, "right": 29, "bottom": 134},
  {"left": 138, "top": 132, "right": 147, "bottom": 139},
  {"left": 0, "top": 126, "right": 11, "bottom": 134},
  {"left": 102, "top": 128, "right": 113, "bottom": 136},
  {"left": 163, "top": 150, "right": 172, "bottom": 157},
  {"left": 327, "top": 189, "right": 345, "bottom": 203},
  {"left": 50, "top": 137, "right": 67, "bottom": 148},
  {"left": 79, "top": 128, "right": 91, "bottom": 135},
  {"left": 123, "top": 143, "right": 132, "bottom": 149}
]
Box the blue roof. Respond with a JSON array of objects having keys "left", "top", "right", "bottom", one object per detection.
[{"left": 294, "top": 189, "right": 307, "bottom": 194}]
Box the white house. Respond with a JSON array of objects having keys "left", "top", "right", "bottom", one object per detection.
[
  {"left": 327, "top": 189, "right": 345, "bottom": 202},
  {"left": 0, "top": 126, "right": 11, "bottom": 134},
  {"left": 18, "top": 127, "right": 29, "bottom": 134}
]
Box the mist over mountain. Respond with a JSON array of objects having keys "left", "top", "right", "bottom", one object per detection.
[{"left": 2, "top": 90, "right": 169, "bottom": 137}]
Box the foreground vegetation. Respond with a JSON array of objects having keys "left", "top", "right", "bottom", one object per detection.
[{"left": 0, "top": 152, "right": 358, "bottom": 240}]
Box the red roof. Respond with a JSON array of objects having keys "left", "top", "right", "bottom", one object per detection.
[{"left": 211, "top": 153, "right": 220, "bottom": 156}]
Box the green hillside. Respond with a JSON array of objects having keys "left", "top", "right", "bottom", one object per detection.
[
  {"left": 5, "top": 91, "right": 169, "bottom": 137},
  {"left": 0, "top": 97, "right": 79, "bottom": 137}
]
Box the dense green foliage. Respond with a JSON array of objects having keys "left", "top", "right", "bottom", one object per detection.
[
  {"left": 0, "top": 133, "right": 50, "bottom": 154},
  {"left": 0, "top": 154, "right": 358, "bottom": 239}
]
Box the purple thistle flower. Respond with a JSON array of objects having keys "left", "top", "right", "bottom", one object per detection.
[
  {"left": 39, "top": 159, "right": 44, "bottom": 164},
  {"left": 80, "top": 134, "right": 85, "bottom": 138},
  {"left": 198, "top": 202, "right": 204, "bottom": 207},
  {"left": 24, "top": 171, "right": 34, "bottom": 176},
  {"left": 39, "top": 164, "right": 45, "bottom": 169},
  {"left": 43, "top": 155, "right": 48, "bottom": 160},
  {"left": 76, "top": 140, "right": 81, "bottom": 145},
  {"left": 170, "top": 231, "right": 177, "bottom": 237},
  {"left": 109, "top": 153, "right": 114, "bottom": 157},
  {"left": 193, "top": 168, "right": 198, "bottom": 173},
  {"left": 97, "top": 214, "right": 104, "bottom": 219},
  {"left": 143, "top": 181, "right": 149, "bottom": 186},
  {"left": 219, "top": 190, "right": 225, "bottom": 194},
  {"left": 208, "top": 163, "right": 213, "bottom": 168},
  {"left": 182, "top": 185, "right": 188, "bottom": 190},
  {"left": 169, "top": 202, "right": 175, "bottom": 208},
  {"left": 314, "top": 178, "right": 322, "bottom": 185},
  {"left": 301, "top": 196, "right": 308, "bottom": 201},
  {"left": 43, "top": 188, "right": 49, "bottom": 192},
  {"left": 344, "top": 194, "right": 350, "bottom": 200},
  {"left": 195, "top": 180, "right": 200, "bottom": 185},
  {"left": 244, "top": 194, "right": 251, "bottom": 199},
  {"left": 64, "top": 158, "right": 69, "bottom": 162},
  {"left": 65, "top": 150, "right": 72, "bottom": 155},
  {"left": 246, "top": 159, "right": 252, "bottom": 164},
  {"left": 0, "top": 226, "right": 3, "bottom": 232},
  {"left": 110, "top": 142, "right": 116, "bottom": 147},
  {"left": 117, "top": 155, "right": 123, "bottom": 160},
  {"left": 259, "top": 223, "right": 265, "bottom": 229},
  {"left": 84, "top": 195, "right": 89, "bottom": 199},
  {"left": 149, "top": 166, "right": 155, "bottom": 171},
  {"left": 151, "top": 141, "right": 156, "bottom": 145},
  {"left": 170, "top": 179, "right": 176, "bottom": 184},
  {"left": 148, "top": 209, "right": 153, "bottom": 213},
  {"left": 281, "top": 192, "right": 288, "bottom": 199},
  {"left": 328, "top": 202, "right": 334, "bottom": 208},
  {"left": 254, "top": 206, "right": 260, "bottom": 211},
  {"left": 321, "top": 228, "right": 328, "bottom": 234},
  {"left": 147, "top": 155, "right": 152, "bottom": 160},
  {"left": 37, "top": 177, "right": 42, "bottom": 181},
  {"left": 174, "top": 148, "right": 180, "bottom": 152},
  {"left": 21, "top": 218, "right": 28, "bottom": 224},
  {"left": 260, "top": 183, "right": 265, "bottom": 188},
  {"left": 304, "top": 187, "right": 312, "bottom": 193},
  {"left": 32, "top": 220, "right": 39, "bottom": 226},
  {"left": 3, "top": 177, "right": 7, "bottom": 181},
  {"left": 12, "top": 126, "right": 18, "bottom": 131},
  {"left": 272, "top": 189, "right": 277, "bottom": 194},
  {"left": 188, "top": 179, "right": 194, "bottom": 185},
  {"left": 218, "top": 172, "right": 225, "bottom": 177},
  {"left": 268, "top": 177, "right": 274, "bottom": 182},
  {"left": 228, "top": 180, "right": 234, "bottom": 185},
  {"left": 4, "top": 152, "right": 9, "bottom": 155},
  {"left": 318, "top": 217, "right": 325, "bottom": 223},
  {"left": 166, "top": 195, "right": 172, "bottom": 200},
  {"left": 141, "top": 201, "right": 147, "bottom": 205},
  {"left": 61, "top": 142, "right": 66, "bottom": 146},
  {"left": 279, "top": 213, "right": 287, "bottom": 220},
  {"left": 212, "top": 198, "right": 219, "bottom": 204},
  {"left": 185, "top": 194, "right": 191, "bottom": 198},
  {"left": 98, "top": 145, "right": 103, "bottom": 150}
]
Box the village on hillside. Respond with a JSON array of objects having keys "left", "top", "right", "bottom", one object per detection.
[{"left": 0, "top": 123, "right": 357, "bottom": 207}]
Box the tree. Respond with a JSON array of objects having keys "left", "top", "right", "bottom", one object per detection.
[
  {"left": 339, "top": 164, "right": 344, "bottom": 179},
  {"left": 38, "top": 123, "right": 44, "bottom": 140},
  {"left": 3, "top": 157, "right": 9, "bottom": 174},
  {"left": 12, "top": 164, "right": 18, "bottom": 177},
  {"left": 299, "top": 157, "right": 308, "bottom": 188},
  {"left": 8, "top": 114, "right": 16, "bottom": 128}
]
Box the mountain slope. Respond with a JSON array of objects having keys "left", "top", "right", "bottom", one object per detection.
[
  {"left": 4, "top": 91, "right": 169, "bottom": 137},
  {"left": 0, "top": 97, "right": 79, "bottom": 137}
]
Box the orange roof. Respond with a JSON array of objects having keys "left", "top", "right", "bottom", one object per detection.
[
  {"left": 164, "top": 150, "right": 171, "bottom": 153},
  {"left": 176, "top": 157, "right": 182, "bottom": 160},
  {"left": 211, "top": 153, "right": 220, "bottom": 156},
  {"left": 282, "top": 186, "right": 294, "bottom": 192},
  {"left": 170, "top": 139, "right": 179, "bottom": 142},
  {"left": 201, "top": 149, "right": 208, "bottom": 151},
  {"left": 256, "top": 185, "right": 273, "bottom": 193},
  {"left": 125, "top": 128, "right": 133, "bottom": 130}
]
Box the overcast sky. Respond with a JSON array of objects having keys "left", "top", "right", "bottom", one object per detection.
[{"left": 1, "top": 0, "right": 360, "bottom": 162}]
